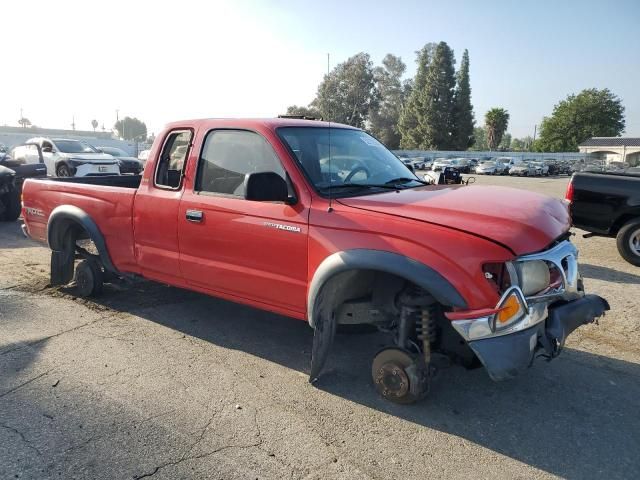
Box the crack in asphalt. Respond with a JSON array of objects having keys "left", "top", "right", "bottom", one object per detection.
[
  {"left": 0, "top": 369, "right": 54, "bottom": 399},
  {"left": 133, "top": 407, "right": 264, "bottom": 479},
  {"left": 1, "top": 422, "right": 42, "bottom": 456},
  {"left": 0, "top": 317, "right": 108, "bottom": 359}
]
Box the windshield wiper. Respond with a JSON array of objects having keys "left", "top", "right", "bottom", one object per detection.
[
  {"left": 384, "top": 177, "right": 428, "bottom": 186},
  {"left": 321, "top": 183, "right": 402, "bottom": 191}
]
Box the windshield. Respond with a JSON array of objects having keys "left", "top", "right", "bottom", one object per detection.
[
  {"left": 480, "top": 161, "right": 496, "bottom": 167},
  {"left": 54, "top": 140, "right": 99, "bottom": 154},
  {"left": 99, "top": 147, "right": 128, "bottom": 156},
  {"left": 277, "top": 127, "right": 421, "bottom": 195}
]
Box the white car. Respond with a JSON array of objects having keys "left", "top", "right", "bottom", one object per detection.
[
  {"left": 138, "top": 149, "right": 151, "bottom": 164},
  {"left": 431, "top": 158, "right": 451, "bottom": 171},
  {"left": 25, "top": 137, "right": 120, "bottom": 177},
  {"left": 475, "top": 161, "right": 500, "bottom": 175}
]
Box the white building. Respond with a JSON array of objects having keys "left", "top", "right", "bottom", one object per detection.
[{"left": 578, "top": 137, "right": 640, "bottom": 166}]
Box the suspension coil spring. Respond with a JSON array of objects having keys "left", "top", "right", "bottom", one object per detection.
[{"left": 416, "top": 306, "right": 437, "bottom": 364}]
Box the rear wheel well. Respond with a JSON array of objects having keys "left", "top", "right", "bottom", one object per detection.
[
  {"left": 611, "top": 213, "right": 640, "bottom": 235},
  {"left": 49, "top": 218, "right": 101, "bottom": 285}
]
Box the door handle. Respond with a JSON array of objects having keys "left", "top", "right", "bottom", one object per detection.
[{"left": 186, "top": 209, "right": 203, "bottom": 222}]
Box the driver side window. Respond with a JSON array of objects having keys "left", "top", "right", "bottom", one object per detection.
[{"left": 196, "top": 130, "right": 285, "bottom": 197}]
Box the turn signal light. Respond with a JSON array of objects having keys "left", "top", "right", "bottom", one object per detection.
[
  {"left": 492, "top": 288, "right": 527, "bottom": 332},
  {"left": 497, "top": 294, "right": 521, "bottom": 324}
]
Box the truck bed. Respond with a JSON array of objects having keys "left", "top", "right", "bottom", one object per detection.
[
  {"left": 21, "top": 176, "right": 140, "bottom": 273},
  {"left": 570, "top": 172, "right": 640, "bottom": 235},
  {"left": 47, "top": 174, "right": 142, "bottom": 188}
]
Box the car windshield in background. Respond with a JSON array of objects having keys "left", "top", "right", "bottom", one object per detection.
[
  {"left": 277, "top": 127, "right": 421, "bottom": 195},
  {"left": 480, "top": 161, "right": 496, "bottom": 166},
  {"left": 100, "top": 147, "right": 128, "bottom": 156},
  {"left": 54, "top": 140, "right": 99, "bottom": 154}
]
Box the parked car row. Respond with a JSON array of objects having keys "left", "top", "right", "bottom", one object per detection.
[
  {"left": 4, "top": 137, "right": 146, "bottom": 178},
  {"left": 398, "top": 154, "right": 579, "bottom": 178}
]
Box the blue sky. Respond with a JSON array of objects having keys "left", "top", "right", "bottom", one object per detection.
[
  {"left": 260, "top": 0, "right": 640, "bottom": 137},
  {"left": 2, "top": 0, "right": 638, "bottom": 139}
]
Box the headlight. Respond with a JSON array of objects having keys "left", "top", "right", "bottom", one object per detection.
[
  {"left": 68, "top": 158, "right": 88, "bottom": 165},
  {"left": 515, "top": 260, "right": 550, "bottom": 296}
]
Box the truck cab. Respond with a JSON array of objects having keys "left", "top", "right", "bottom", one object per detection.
[{"left": 21, "top": 118, "right": 609, "bottom": 403}]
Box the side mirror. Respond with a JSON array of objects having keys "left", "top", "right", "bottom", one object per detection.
[
  {"left": 245, "top": 171, "right": 292, "bottom": 203},
  {"left": 406, "top": 164, "right": 415, "bottom": 173}
]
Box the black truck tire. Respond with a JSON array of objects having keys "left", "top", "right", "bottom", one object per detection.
[
  {"left": 56, "top": 164, "right": 73, "bottom": 177},
  {"left": 0, "top": 186, "right": 21, "bottom": 222},
  {"left": 74, "top": 259, "right": 104, "bottom": 297},
  {"left": 616, "top": 218, "right": 640, "bottom": 267}
]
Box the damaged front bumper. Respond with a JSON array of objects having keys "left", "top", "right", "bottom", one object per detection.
[
  {"left": 451, "top": 240, "right": 610, "bottom": 381},
  {"left": 463, "top": 294, "right": 609, "bottom": 381}
]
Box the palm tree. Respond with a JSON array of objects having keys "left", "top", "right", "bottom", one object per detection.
[
  {"left": 91, "top": 119, "right": 98, "bottom": 132},
  {"left": 485, "top": 108, "right": 510, "bottom": 151}
]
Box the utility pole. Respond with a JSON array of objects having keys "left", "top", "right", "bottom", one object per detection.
[
  {"left": 71, "top": 115, "right": 76, "bottom": 131},
  {"left": 533, "top": 124, "right": 537, "bottom": 143}
]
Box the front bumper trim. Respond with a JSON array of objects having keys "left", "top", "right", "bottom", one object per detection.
[{"left": 467, "top": 294, "right": 609, "bottom": 381}]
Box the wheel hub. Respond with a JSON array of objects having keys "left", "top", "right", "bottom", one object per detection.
[
  {"left": 630, "top": 229, "right": 640, "bottom": 256},
  {"left": 374, "top": 362, "right": 410, "bottom": 399},
  {"left": 371, "top": 347, "right": 427, "bottom": 404}
]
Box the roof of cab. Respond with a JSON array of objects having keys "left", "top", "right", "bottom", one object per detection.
[{"left": 162, "top": 118, "right": 359, "bottom": 131}]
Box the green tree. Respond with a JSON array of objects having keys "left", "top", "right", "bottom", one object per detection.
[
  {"left": 499, "top": 132, "right": 512, "bottom": 150},
  {"left": 470, "top": 126, "right": 488, "bottom": 151},
  {"left": 114, "top": 116, "right": 147, "bottom": 141},
  {"left": 398, "top": 43, "right": 436, "bottom": 149},
  {"left": 511, "top": 136, "right": 534, "bottom": 151},
  {"left": 91, "top": 119, "right": 98, "bottom": 131},
  {"left": 536, "top": 88, "right": 625, "bottom": 152},
  {"left": 422, "top": 42, "right": 457, "bottom": 149},
  {"left": 485, "top": 108, "right": 510, "bottom": 150},
  {"left": 452, "top": 49, "right": 475, "bottom": 150},
  {"left": 310, "top": 52, "right": 378, "bottom": 128},
  {"left": 399, "top": 42, "right": 456, "bottom": 150},
  {"left": 284, "top": 105, "right": 321, "bottom": 118},
  {"left": 369, "top": 54, "right": 407, "bottom": 149}
]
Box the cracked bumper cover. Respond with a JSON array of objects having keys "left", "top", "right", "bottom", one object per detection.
[{"left": 467, "top": 294, "right": 609, "bottom": 381}]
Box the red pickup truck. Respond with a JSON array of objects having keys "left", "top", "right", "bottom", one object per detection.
[{"left": 22, "top": 118, "right": 609, "bottom": 403}]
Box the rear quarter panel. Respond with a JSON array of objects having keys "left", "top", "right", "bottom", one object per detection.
[{"left": 22, "top": 178, "right": 139, "bottom": 273}]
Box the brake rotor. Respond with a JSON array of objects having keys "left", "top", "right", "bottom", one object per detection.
[{"left": 371, "top": 348, "right": 426, "bottom": 404}]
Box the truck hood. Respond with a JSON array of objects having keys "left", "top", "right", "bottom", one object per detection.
[
  {"left": 337, "top": 185, "right": 570, "bottom": 255},
  {"left": 61, "top": 153, "right": 118, "bottom": 163}
]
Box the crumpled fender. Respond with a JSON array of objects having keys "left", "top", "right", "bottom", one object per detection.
[{"left": 308, "top": 249, "right": 467, "bottom": 383}]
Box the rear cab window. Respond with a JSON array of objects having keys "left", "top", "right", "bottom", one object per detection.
[{"left": 155, "top": 130, "right": 193, "bottom": 189}]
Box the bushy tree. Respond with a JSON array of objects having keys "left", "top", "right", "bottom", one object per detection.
[
  {"left": 369, "top": 54, "right": 407, "bottom": 149},
  {"left": 114, "top": 116, "right": 147, "bottom": 141},
  {"left": 18, "top": 117, "right": 31, "bottom": 128},
  {"left": 422, "top": 42, "right": 457, "bottom": 149},
  {"left": 499, "top": 133, "right": 512, "bottom": 150},
  {"left": 485, "top": 108, "right": 510, "bottom": 150},
  {"left": 452, "top": 49, "right": 475, "bottom": 150},
  {"left": 470, "top": 126, "right": 488, "bottom": 151},
  {"left": 284, "top": 105, "right": 321, "bottom": 118},
  {"left": 398, "top": 43, "right": 436, "bottom": 149},
  {"left": 310, "top": 52, "right": 378, "bottom": 128},
  {"left": 536, "top": 88, "right": 625, "bottom": 152},
  {"left": 91, "top": 119, "right": 98, "bottom": 131},
  {"left": 399, "top": 42, "right": 458, "bottom": 150}
]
